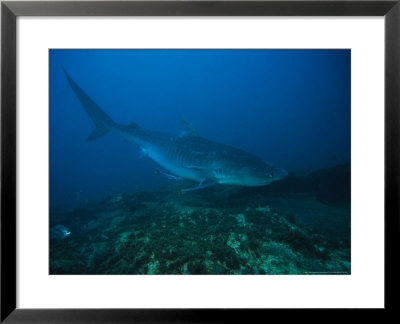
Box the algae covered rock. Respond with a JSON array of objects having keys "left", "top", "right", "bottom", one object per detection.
[{"left": 50, "top": 187, "right": 350, "bottom": 275}]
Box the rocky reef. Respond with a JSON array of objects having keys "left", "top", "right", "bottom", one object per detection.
[{"left": 50, "top": 171, "right": 351, "bottom": 275}]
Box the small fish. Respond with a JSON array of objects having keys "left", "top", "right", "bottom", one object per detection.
[{"left": 50, "top": 225, "right": 71, "bottom": 240}]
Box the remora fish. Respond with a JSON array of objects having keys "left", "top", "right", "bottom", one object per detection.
[{"left": 64, "top": 70, "right": 287, "bottom": 191}]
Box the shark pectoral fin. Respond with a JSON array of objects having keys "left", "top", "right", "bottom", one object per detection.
[
  {"left": 87, "top": 125, "right": 110, "bottom": 140},
  {"left": 182, "top": 178, "right": 218, "bottom": 192}
]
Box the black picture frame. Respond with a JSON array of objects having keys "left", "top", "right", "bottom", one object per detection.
[{"left": 1, "top": 0, "right": 399, "bottom": 322}]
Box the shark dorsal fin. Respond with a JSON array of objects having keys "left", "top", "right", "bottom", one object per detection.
[{"left": 181, "top": 118, "right": 200, "bottom": 137}]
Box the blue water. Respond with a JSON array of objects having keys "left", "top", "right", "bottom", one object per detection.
[{"left": 50, "top": 49, "right": 350, "bottom": 208}]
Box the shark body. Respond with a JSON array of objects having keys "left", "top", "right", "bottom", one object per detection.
[{"left": 64, "top": 70, "right": 287, "bottom": 191}]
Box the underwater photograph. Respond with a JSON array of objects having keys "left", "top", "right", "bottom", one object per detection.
[{"left": 50, "top": 49, "right": 350, "bottom": 275}]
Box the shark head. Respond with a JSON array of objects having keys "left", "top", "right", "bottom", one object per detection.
[
  {"left": 235, "top": 162, "right": 288, "bottom": 187},
  {"left": 214, "top": 154, "right": 288, "bottom": 187}
]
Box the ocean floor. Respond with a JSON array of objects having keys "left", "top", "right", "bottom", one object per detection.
[{"left": 50, "top": 184, "right": 350, "bottom": 275}]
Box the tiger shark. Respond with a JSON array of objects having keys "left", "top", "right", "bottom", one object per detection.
[{"left": 63, "top": 70, "right": 287, "bottom": 191}]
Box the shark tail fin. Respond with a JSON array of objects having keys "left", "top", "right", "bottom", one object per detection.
[
  {"left": 63, "top": 68, "right": 116, "bottom": 141},
  {"left": 87, "top": 124, "right": 110, "bottom": 141}
]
